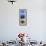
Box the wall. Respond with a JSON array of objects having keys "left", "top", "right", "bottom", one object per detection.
[{"left": 0, "top": 0, "right": 46, "bottom": 41}]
